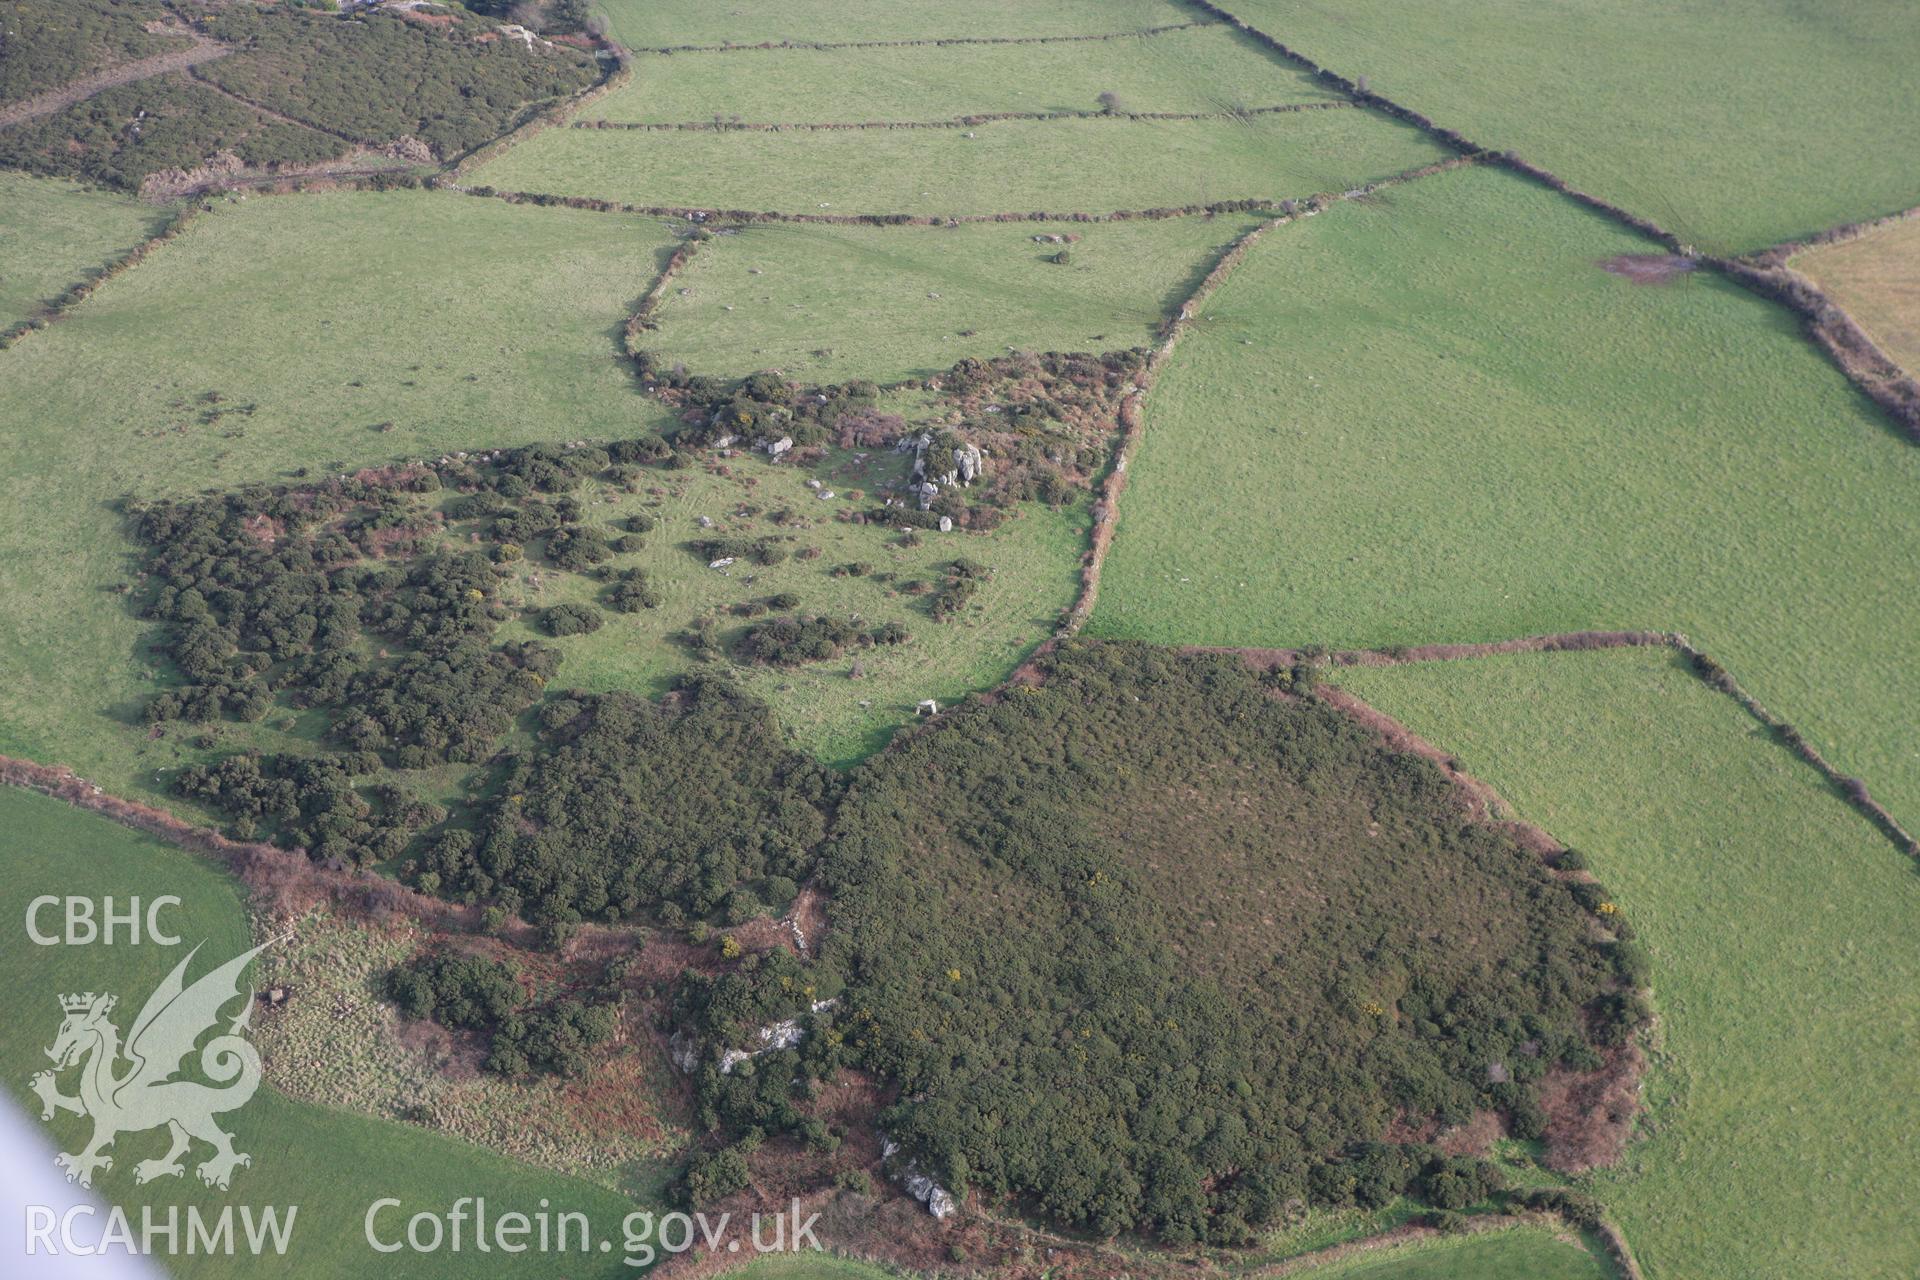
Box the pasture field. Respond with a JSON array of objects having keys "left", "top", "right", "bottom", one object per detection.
[
  {"left": 725, "top": 1257, "right": 900, "bottom": 1280},
  {"left": 599, "top": 24, "right": 1338, "bottom": 123},
  {"left": 1795, "top": 217, "right": 1920, "bottom": 375},
  {"left": 1290, "top": 1225, "right": 1613, "bottom": 1279},
  {"left": 0, "top": 786, "right": 645, "bottom": 1279},
  {"left": 1218, "top": 0, "right": 1920, "bottom": 253},
  {"left": 0, "top": 188, "right": 682, "bottom": 808},
  {"left": 467, "top": 109, "right": 1448, "bottom": 216},
  {"left": 1335, "top": 647, "right": 1920, "bottom": 1280},
  {"left": 489, "top": 458, "right": 1089, "bottom": 766},
  {"left": 592, "top": 0, "right": 1197, "bottom": 49},
  {"left": 650, "top": 215, "right": 1265, "bottom": 384},
  {"left": 1090, "top": 163, "right": 1920, "bottom": 828},
  {"left": 0, "top": 170, "right": 165, "bottom": 329}
]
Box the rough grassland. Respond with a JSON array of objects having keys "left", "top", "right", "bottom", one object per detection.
[
  {"left": 0, "top": 786, "right": 642, "bottom": 1278},
  {"left": 650, "top": 215, "right": 1265, "bottom": 383},
  {"left": 1333, "top": 648, "right": 1920, "bottom": 1280},
  {"left": 1796, "top": 218, "right": 1920, "bottom": 376},
  {"left": 469, "top": 110, "right": 1448, "bottom": 216},
  {"left": 600, "top": 25, "right": 1337, "bottom": 122},
  {"left": 0, "top": 170, "right": 165, "bottom": 328},
  {"left": 1090, "top": 165, "right": 1920, "bottom": 828},
  {"left": 1220, "top": 0, "right": 1920, "bottom": 253},
  {"left": 593, "top": 0, "right": 1196, "bottom": 49},
  {"left": 1289, "top": 1224, "right": 1611, "bottom": 1279},
  {"left": 489, "top": 459, "right": 1089, "bottom": 766},
  {"left": 0, "top": 189, "right": 681, "bottom": 808}
]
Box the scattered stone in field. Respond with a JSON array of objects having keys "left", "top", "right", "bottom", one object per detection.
[
  {"left": 709, "top": 557, "right": 735, "bottom": 570},
  {"left": 938, "top": 516, "right": 953, "bottom": 533},
  {"left": 697, "top": 515, "right": 714, "bottom": 528},
  {"left": 917, "top": 699, "right": 939, "bottom": 716},
  {"left": 807, "top": 478, "right": 822, "bottom": 489},
  {"left": 764, "top": 436, "right": 792, "bottom": 456}
]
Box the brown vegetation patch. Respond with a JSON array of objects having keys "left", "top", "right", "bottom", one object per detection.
[
  {"left": 240, "top": 511, "right": 283, "bottom": 545},
  {"left": 1537, "top": 1045, "right": 1645, "bottom": 1173},
  {"left": 1601, "top": 254, "right": 1697, "bottom": 284}
]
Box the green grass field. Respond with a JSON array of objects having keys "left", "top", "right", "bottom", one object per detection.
[
  {"left": 0, "top": 188, "right": 681, "bottom": 807},
  {"left": 1285, "top": 1225, "right": 1613, "bottom": 1279},
  {"left": 0, "top": 170, "right": 166, "bottom": 329},
  {"left": 600, "top": 24, "right": 1338, "bottom": 123},
  {"left": 723, "top": 1256, "right": 900, "bottom": 1280},
  {"left": 650, "top": 215, "right": 1264, "bottom": 383},
  {"left": 0, "top": 185, "right": 1082, "bottom": 800},
  {"left": 0, "top": 786, "right": 645, "bottom": 1278},
  {"left": 1796, "top": 217, "right": 1920, "bottom": 376},
  {"left": 592, "top": 0, "right": 1196, "bottom": 49},
  {"left": 1334, "top": 648, "right": 1920, "bottom": 1280},
  {"left": 1090, "top": 163, "right": 1920, "bottom": 829},
  {"left": 489, "top": 458, "right": 1088, "bottom": 766},
  {"left": 1219, "top": 0, "right": 1920, "bottom": 253},
  {"left": 468, "top": 109, "right": 1448, "bottom": 216}
]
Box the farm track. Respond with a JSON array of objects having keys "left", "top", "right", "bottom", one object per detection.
[{"left": 0, "top": 29, "right": 231, "bottom": 130}]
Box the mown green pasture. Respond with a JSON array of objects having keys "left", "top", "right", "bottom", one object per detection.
[
  {"left": 1219, "top": 0, "right": 1920, "bottom": 252},
  {"left": 0, "top": 786, "right": 644, "bottom": 1278},
  {"left": 0, "top": 189, "right": 681, "bottom": 806},
  {"left": 1090, "top": 164, "right": 1920, "bottom": 828},
  {"left": 0, "top": 170, "right": 166, "bottom": 329},
  {"left": 593, "top": 0, "right": 1196, "bottom": 49},
  {"left": 1796, "top": 217, "right": 1920, "bottom": 376},
  {"left": 650, "top": 215, "right": 1264, "bottom": 383},
  {"left": 600, "top": 24, "right": 1337, "bottom": 123},
  {"left": 468, "top": 109, "right": 1448, "bottom": 216},
  {"left": 1335, "top": 647, "right": 1920, "bottom": 1280},
  {"left": 1287, "top": 1224, "right": 1613, "bottom": 1279}
]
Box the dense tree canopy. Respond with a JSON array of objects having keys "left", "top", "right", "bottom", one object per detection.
[{"left": 817, "top": 642, "right": 1642, "bottom": 1242}]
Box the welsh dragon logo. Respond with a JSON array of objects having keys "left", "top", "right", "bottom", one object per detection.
[{"left": 30, "top": 939, "right": 274, "bottom": 1191}]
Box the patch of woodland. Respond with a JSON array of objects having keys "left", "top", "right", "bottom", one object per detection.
[
  {"left": 0, "top": 0, "right": 184, "bottom": 105},
  {"left": 803, "top": 641, "right": 1648, "bottom": 1244},
  {"left": 632, "top": 345, "right": 1149, "bottom": 525},
  {"left": 196, "top": 4, "right": 600, "bottom": 160},
  {"left": 132, "top": 436, "right": 840, "bottom": 930},
  {"left": 383, "top": 943, "right": 621, "bottom": 1078},
  {"left": 0, "top": 72, "right": 347, "bottom": 189}
]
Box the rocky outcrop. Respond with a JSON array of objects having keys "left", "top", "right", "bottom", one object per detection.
[
  {"left": 675, "top": 999, "right": 838, "bottom": 1075},
  {"left": 952, "top": 442, "right": 984, "bottom": 485},
  {"left": 881, "top": 1137, "right": 957, "bottom": 1219}
]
